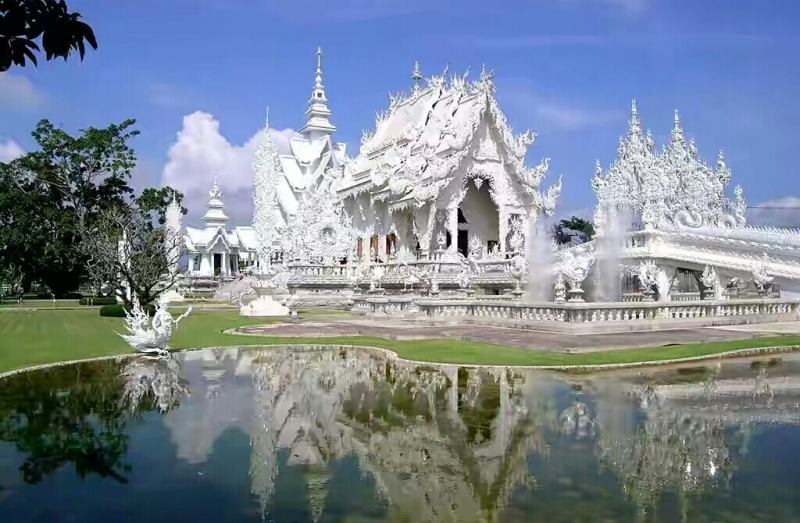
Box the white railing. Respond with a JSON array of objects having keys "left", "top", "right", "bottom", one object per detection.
[{"left": 353, "top": 296, "right": 799, "bottom": 324}]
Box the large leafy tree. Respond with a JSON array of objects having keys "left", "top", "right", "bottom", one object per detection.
[
  {"left": 0, "top": 119, "right": 138, "bottom": 295},
  {"left": 1, "top": 0, "right": 97, "bottom": 71},
  {"left": 0, "top": 118, "right": 184, "bottom": 297}
]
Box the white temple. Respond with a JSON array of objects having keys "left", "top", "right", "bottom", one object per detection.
[
  {"left": 184, "top": 177, "right": 257, "bottom": 276},
  {"left": 181, "top": 48, "right": 800, "bottom": 327}
]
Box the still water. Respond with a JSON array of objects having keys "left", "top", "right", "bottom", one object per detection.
[{"left": 1, "top": 346, "right": 799, "bottom": 522}]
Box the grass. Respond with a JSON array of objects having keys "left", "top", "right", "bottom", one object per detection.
[{"left": 1, "top": 308, "right": 799, "bottom": 374}]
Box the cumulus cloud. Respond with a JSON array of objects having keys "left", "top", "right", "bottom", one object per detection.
[
  {"left": 0, "top": 73, "right": 45, "bottom": 109},
  {"left": 0, "top": 138, "right": 24, "bottom": 162},
  {"left": 747, "top": 197, "right": 800, "bottom": 229},
  {"left": 160, "top": 111, "right": 297, "bottom": 226}
]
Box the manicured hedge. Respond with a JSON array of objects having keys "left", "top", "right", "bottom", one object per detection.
[
  {"left": 79, "top": 297, "right": 117, "bottom": 306},
  {"left": 99, "top": 303, "right": 155, "bottom": 317}
]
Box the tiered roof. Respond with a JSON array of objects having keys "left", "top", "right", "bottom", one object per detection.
[{"left": 339, "top": 66, "right": 551, "bottom": 212}]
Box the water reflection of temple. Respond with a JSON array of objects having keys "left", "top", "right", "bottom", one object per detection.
[
  {"left": 149, "top": 348, "right": 800, "bottom": 522},
  {"left": 244, "top": 347, "right": 560, "bottom": 522}
]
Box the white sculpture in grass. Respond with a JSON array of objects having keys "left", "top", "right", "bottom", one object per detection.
[
  {"left": 119, "top": 295, "right": 192, "bottom": 355},
  {"left": 242, "top": 107, "right": 290, "bottom": 317}
]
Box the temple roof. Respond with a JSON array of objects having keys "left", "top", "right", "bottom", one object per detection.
[
  {"left": 338, "top": 67, "right": 550, "bottom": 210},
  {"left": 185, "top": 225, "right": 257, "bottom": 253}
]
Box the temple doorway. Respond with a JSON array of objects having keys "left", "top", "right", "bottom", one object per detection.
[
  {"left": 213, "top": 253, "right": 222, "bottom": 275},
  {"left": 457, "top": 230, "right": 468, "bottom": 256}
]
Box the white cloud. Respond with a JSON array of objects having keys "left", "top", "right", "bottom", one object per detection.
[
  {"left": 0, "top": 138, "right": 24, "bottom": 162},
  {"left": 500, "top": 81, "right": 624, "bottom": 131},
  {"left": 160, "top": 111, "right": 296, "bottom": 226},
  {"left": 0, "top": 73, "right": 45, "bottom": 109},
  {"left": 747, "top": 197, "right": 800, "bottom": 229}
]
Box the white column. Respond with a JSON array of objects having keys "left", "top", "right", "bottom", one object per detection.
[
  {"left": 498, "top": 206, "right": 507, "bottom": 254},
  {"left": 448, "top": 206, "right": 458, "bottom": 253},
  {"left": 188, "top": 256, "right": 195, "bottom": 272},
  {"left": 378, "top": 235, "right": 387, "bottom": 263}
]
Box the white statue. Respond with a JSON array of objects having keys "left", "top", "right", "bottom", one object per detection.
[
  {"left": 561, "top": 248, "right": 595, "bottom": 302},
  {"left": 119, "top": 296, "right": 192, "bottom": 355},
  {"left": 700, "top": 265, "right": 723, "bottom": 300},
  {"left": 751, "top": 256, "right": 774, "bottom": 293},
  {"left": 638, "top": 260, "right": 659, "bottom": 301},
  {"left": 553, "top": 272, "right": 566, "bottom": 304}
]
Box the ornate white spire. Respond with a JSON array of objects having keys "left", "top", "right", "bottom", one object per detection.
[
  {"left": 411, "top": 60, "right": 422, "bottom": 83},
  {"left": 301, "top": 47, "right": 336, "bottom": 137},
  {"left": 202, "top": 175, "right": 229, "bottom": 228}
]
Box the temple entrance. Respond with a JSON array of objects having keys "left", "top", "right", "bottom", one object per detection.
[
  {"left": 213, "top": 253, "right": 222, "bottom": 275},
  {"left": 458, "top": 230, "right": 468, "bottom": 256}
]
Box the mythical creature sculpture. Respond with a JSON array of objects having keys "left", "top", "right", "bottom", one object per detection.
[
  {"left": 560, "top": 248, "right": 595, "bottom": 302},
  {"left": 751, "top": 255, "right": 774, "bottom": 293},
  {"left": 638, "top": 260, "right": 659, "bottom": 300},
  {"left": 119, "top": 296, "right": 192, "bottom": 355},
  {"left": 701, "top": 265, "right": 724, "bottom": 300}
]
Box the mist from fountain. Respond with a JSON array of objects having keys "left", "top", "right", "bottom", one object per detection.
[
  {"left": 595, "top": 206, "right": 631, "bottom": 302},
  {"left": 524, "top": 216, "right": 554, "bottom": 302}
]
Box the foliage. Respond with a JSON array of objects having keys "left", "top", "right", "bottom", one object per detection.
[
  {"left": 0, "top": 0, "right": 97, "bottom": 71},
  {"left": 0, "top": 119, "right": 139, "bottom": 295},
  {"left": 0, "top": 361, "right": 135, "bottom": 484},
  {"left": 553, "top": 216, "right": 595, "bottom": 245},
  {"left": 0, "top": 118, "right": 183, "bottom": 297},
  {"left": 136, "top": 186, "right": 186, "bottom": 225},
  {"left": 81, "top": 204, "right": 184, "bottom": 308}
]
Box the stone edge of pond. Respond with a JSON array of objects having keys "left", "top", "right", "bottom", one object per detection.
[{"left": 2, "top": 343, "right": 799, "bottom": 380}]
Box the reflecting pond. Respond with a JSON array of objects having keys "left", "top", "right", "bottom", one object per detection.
[{"left": 1, "top": 346, "right": 800, "bottom": 522}]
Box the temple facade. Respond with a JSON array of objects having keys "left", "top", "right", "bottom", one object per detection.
[
  {"left": 338, "top": 65, "right": 559, "bottom": 263},
  {"left": 184, "top": 178, "right": 257, "bottom": 277},
  {"left": 181, "top": 48, "right": 800, "bottom": 318}
]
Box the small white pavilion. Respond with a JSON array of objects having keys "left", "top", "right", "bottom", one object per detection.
[{"left": 184, "top": 178, "right": 258, "bottom": 277}]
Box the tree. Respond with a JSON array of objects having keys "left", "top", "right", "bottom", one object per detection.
[
  {"left": 1, "top": 0, "right": 97, "bottom": 71},
  {"left": 553, "top": 216, "right": 595, "bottom": 246},
  {"left": 136, "top": 186, "right": 186, "bottom": 225},
  {"left": 80, "top": 203, "right": 183, "bottom": 307},
  {"left": 0, "top": 118, "right": 140, "bottom": 295}
]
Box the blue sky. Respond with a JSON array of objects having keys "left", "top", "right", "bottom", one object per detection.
[{"left": 1, "top": 0, "right": 799, "bottom": 226}]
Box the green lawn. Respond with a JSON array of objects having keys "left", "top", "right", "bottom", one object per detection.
[{"left": 1, "top": 308, "right": 799, "bottom": 373}]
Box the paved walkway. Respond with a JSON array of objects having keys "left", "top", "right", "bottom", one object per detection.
[{"left": 235, "top": 315, "right": 800, "bottom": 353}]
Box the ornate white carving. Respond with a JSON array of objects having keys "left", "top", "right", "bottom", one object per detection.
[
  {"left": 553, "top": 272, "right": 566, "bottom": 304},
  {"left": 119, "top": 296, "right": 192, "bottom": 354},
  {"left": 751, "top": 255, "right": 774, "bottom": 291},
  {"left": 593, "top": 101, "right": 745, "bottom": 232},
  {"left": 701, "top": 265, "right": 724, "bottom": 300},
  {"left": 561, "top": 248, "right": 595, "bottom": 302},
  {"left": 252, "top": 108, "right": 283, "bottom": 272},
  {"left": 284, "top": 188, "right": 354, "bottom": 263}
]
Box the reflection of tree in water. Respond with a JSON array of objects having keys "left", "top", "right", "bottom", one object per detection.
[
  {"left": 0, "top": 359, "right": 171, "bottom": 484},
  {"left": 247, "top": 347, "right": 557, "bottom": 522}
]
